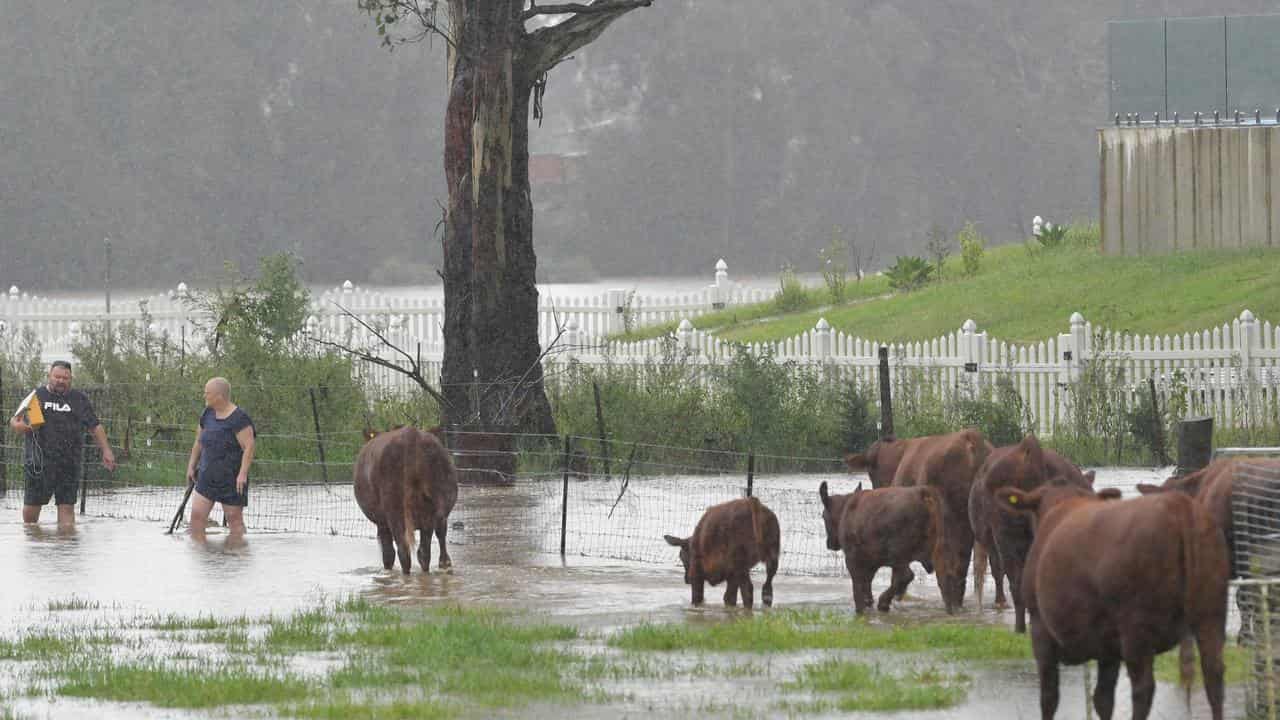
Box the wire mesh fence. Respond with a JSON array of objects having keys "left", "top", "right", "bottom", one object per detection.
[
  {"left": 0, "top": 405, "right": 858, "bottom": 578},
  {"left": 1230, "top": 456, "right": 1280, "bottom": 719}
]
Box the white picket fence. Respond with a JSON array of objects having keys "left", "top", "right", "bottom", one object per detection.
[
  {"left": 0, "top": 259, "right": 766, "bottom": 365},
  {"left": 556, "top": 310, "right": 1280, "bottom": 436},
  {"left": 3, "top": 267, "right": 1279, "bottom": 434}
]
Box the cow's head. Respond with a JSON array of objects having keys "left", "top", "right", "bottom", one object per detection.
[
  {"left": 663, "top": 534, "right": 695, "bottom": 583},
  {"left": 995, "top": 484, "right": 1121, "bottom": 522},
  {"left": 819, "top": 481, "right": 861, "bottom": 551}
]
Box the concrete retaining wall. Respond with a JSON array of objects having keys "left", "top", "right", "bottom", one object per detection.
[{"left": 1099, "top": 124, "right": 1280, "bottom": 254}]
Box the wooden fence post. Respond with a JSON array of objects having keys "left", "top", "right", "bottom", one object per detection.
[
  {"left": 878, "top": 346, "right": 894, "bottom": 438},
  {"left": 745, "top": 452, "right": 755, "bottom": 498},
  {"left": 1176, "top": 416, "right": 1214, "bottom": 476}
]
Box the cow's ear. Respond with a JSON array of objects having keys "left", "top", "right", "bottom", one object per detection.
[
  {"left": 819, "top": 481, "right": 830, "bottom": 508},
  {"left": 844, "top": 453, "right": 869, "bottom": 472},
  {"left": 1135, "top": 483, "right": 1164, "bottom": 495},
  {"left": 994, "top": 487, "right": 1038, "bottom": 514},
  {"left": 1096, "top": 488, "right": 1124, "bottom": 501},
  {"left": 1082, "top": 470, "right": 1096, "bottom": 486},
  {"left": 663, "top": 534, "right": 687, "bottom": 548}
]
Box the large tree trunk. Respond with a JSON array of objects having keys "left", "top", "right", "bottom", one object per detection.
[{"left": 440, "top": 1, "right": 554, "bottom": 436}]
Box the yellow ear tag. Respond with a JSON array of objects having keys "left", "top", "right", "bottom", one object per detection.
[{"left": 1008, "top": 495, "right": 1018, "bottom": 504}]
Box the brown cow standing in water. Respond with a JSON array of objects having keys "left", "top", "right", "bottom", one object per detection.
[
  {"left": 664, "top": 497, "right": 781, "bottom": 608},
  {"left": 819, "top": 481, "right": 951, "bottom": 613},
  {"left": 968, "top": 434, "right": 1094, "bottom": 632},
  {"left": 1137, "top": 456, "right": 1280, "bottom": 642},
  {"left": 995, "top": 484, "right": 1228, "bottom": 720},
  {"left": 354, "top": 426, "right": 458, "bottom": 574},
  {"left": 845, "top": 429, "right": 992, "bottom": 610}
]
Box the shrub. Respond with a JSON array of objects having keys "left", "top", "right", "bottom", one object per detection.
[
  {"left": 957, "top": 222, "right": 986, "bottom": 277},
  {"left": 839, "top": 379, "right": 879, "bottom": 452},
  {"left": 884, "top": 256, "right": 934, "bottom": 293},
  {"left": 1036, "top": 222, "right": 1069, "bottom": 250},
  {"left": 818, "top": 228, "right": 850, "bottom": 304},
  {"left": 774, "top": 263, "right": 809, "bottom": 312}
]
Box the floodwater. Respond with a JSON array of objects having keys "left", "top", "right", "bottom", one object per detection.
[{"left": 0, "top": 467, "right": 1249, "bottom": 719}]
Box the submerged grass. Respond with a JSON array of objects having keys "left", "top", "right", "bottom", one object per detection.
[
  {"left": 610, "top": 609, "right": 1030, "bottom": 660},
  {"left": 44, "top": 597, "right": 100, "bottom": 612},
  {"left": 286, "top": 697, "right": 459, "bottom": 720},
  {"left": 780, "top": 659, "right": 968, "bottom": 712},
  {"left": 55, "top": 660, "right": 312, "bottom": 708}
]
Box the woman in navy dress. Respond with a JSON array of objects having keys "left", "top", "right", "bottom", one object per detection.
[{"left": 184, "top": 376, "right": 256, "bottom": 537}]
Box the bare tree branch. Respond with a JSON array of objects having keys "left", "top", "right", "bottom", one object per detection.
[
  {"left": 358, "top": 0, "right": 460, "bottom": 53},
  {"left": 522, "top": 1, "right": 644, "bottom": 21},
  {"left": 308, "top": 302, "right": 449, "bottom": 408},
  {"left": 521, "top": 0, "right": 652, "bottom": 76}
]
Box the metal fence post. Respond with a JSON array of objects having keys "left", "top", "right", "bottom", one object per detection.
[
  {"left": 745, "top": 452, "right": 755, "bottom": 498},
  {"left": 308, "top": 387, "right": 329, "bottom": 486},
  {"left": 560, "top": 436, "right": 571, "bottom": 557}
]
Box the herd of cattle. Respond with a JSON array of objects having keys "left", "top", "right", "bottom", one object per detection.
[{"left": 348, "top": 425, "right": 1279, "bottom": 720}]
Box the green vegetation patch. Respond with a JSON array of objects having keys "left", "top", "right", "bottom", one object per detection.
[
  {"left": 285, "top": 697, "right": 460, "bottom": 720},
  {"left": 609, "top": 609, "right": 1030, "bottom": 661},
  {"left": 779, "top": 659, "right": 968, "bottom": 712},
  {"left": 1154, "top": 643, "right": 1251, "bottom": 686},
  {"left": 56, "top": 660, "right": 311, "bottom": 708},
  {"left": 709, "top": 242, "right": 1280, "bottom": 345}
]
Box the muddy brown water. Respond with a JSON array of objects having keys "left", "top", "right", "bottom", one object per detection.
[{"left": 0, "top": 467, "right": 1247, "bottom": 718}]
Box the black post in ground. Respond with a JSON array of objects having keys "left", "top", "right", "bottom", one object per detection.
[
  {"left": 308, "top": 387, "right": 329, "bottom": 486},
  {"left": 1147, "top": 377, "right": 1169, "bottom": 466},
  {"left": 592, "top": 381, "right": 611, "bottom": 482},
  {"left": 878, "top": 346, "right": 894, "bottom": 438},
  {"left": 79, "top": 434, "right": 87, "bottom": 516},
  {"left": 560, "top": 436, "right": 572, "bottom": 557},
  {"left": 1176, "top": 416, "right": 1214, "bottom": 476},
  {"left": 0, "top": 366, "right": 7, "bottom": 493},
  {"left": 745, "top": 452, "right": 755, "bottom": 498}
]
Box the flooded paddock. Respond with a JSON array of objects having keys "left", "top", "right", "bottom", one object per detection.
[{"left": 0, "top": 467, "right": 1248, "bottom": 719}]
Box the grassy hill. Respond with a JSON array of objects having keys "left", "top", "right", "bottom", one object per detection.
[{"left": 620, "top": 235, "right": 1280, "bottom": 346}]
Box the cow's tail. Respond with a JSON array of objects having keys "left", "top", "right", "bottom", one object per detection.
[
  {"left": 400, "top": 429, "right": 436, "bottom": 561},
  {"left": 748, "top": 497, "right": 780, "bottom": 565},
  {"left": 922, "top": 488, "right": 951, "bottom": 591},
  {"left": 973, "top": 540, "right": 988, "bottom": 612},
  {"left": 1177, "top": 496, "right": 1204, "bottom": 703}
]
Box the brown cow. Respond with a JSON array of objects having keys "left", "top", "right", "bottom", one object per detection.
[
  {"left": 663, "top": 497, "right": 781, "bottom": 608},
  {"left": 354, "top": 426, "right": 458, "bottom": 574},
  {"left": 995, "top": 484, "right": 1228, "bottom": 720},
  {"left": 968, "top": 433, "right": 1094, "bottom": 632},
  {"left": 1137, "top": 456, "right": 1280, "bottom": 642},
  {"left": 846, "top": 428, "right": 992, "bottom": 610},
  {"left": 819, "top": 481, "right": 951, "bottom": 613}
]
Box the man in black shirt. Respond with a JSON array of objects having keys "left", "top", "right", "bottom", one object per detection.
[{"left": 8, "top": 360, "right": 116, "bottom": 526}]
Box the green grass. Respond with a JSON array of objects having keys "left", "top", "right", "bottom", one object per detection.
[
  {"left": 779, "top": 659, "right": 968, "bottom": 712},
  {"left": 285, "top": 698, "right": 459, "bottom": 720},
  {"left": 630, "top": 241, "right": 1280, "bottom": 345},
  {"left": 609, "top": 609, "right": 1030, "bottom": 660},
  {"left": 56, "top": 660, "right": 312, "bottom": 708},
  {"left": 613, "top": 279, "right": 892, "bottom": 342},
  {"left": 1154, "top": 643, "right": 1252, "bottom": 686}
]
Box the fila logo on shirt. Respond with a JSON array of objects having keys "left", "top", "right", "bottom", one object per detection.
[{"left": 43, "top": 402, "right": 72, "bottom": 413}]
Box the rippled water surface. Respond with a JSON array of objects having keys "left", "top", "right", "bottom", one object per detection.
[{"left": 0, "top": 466, "right": 1247, "bottom": 719}]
